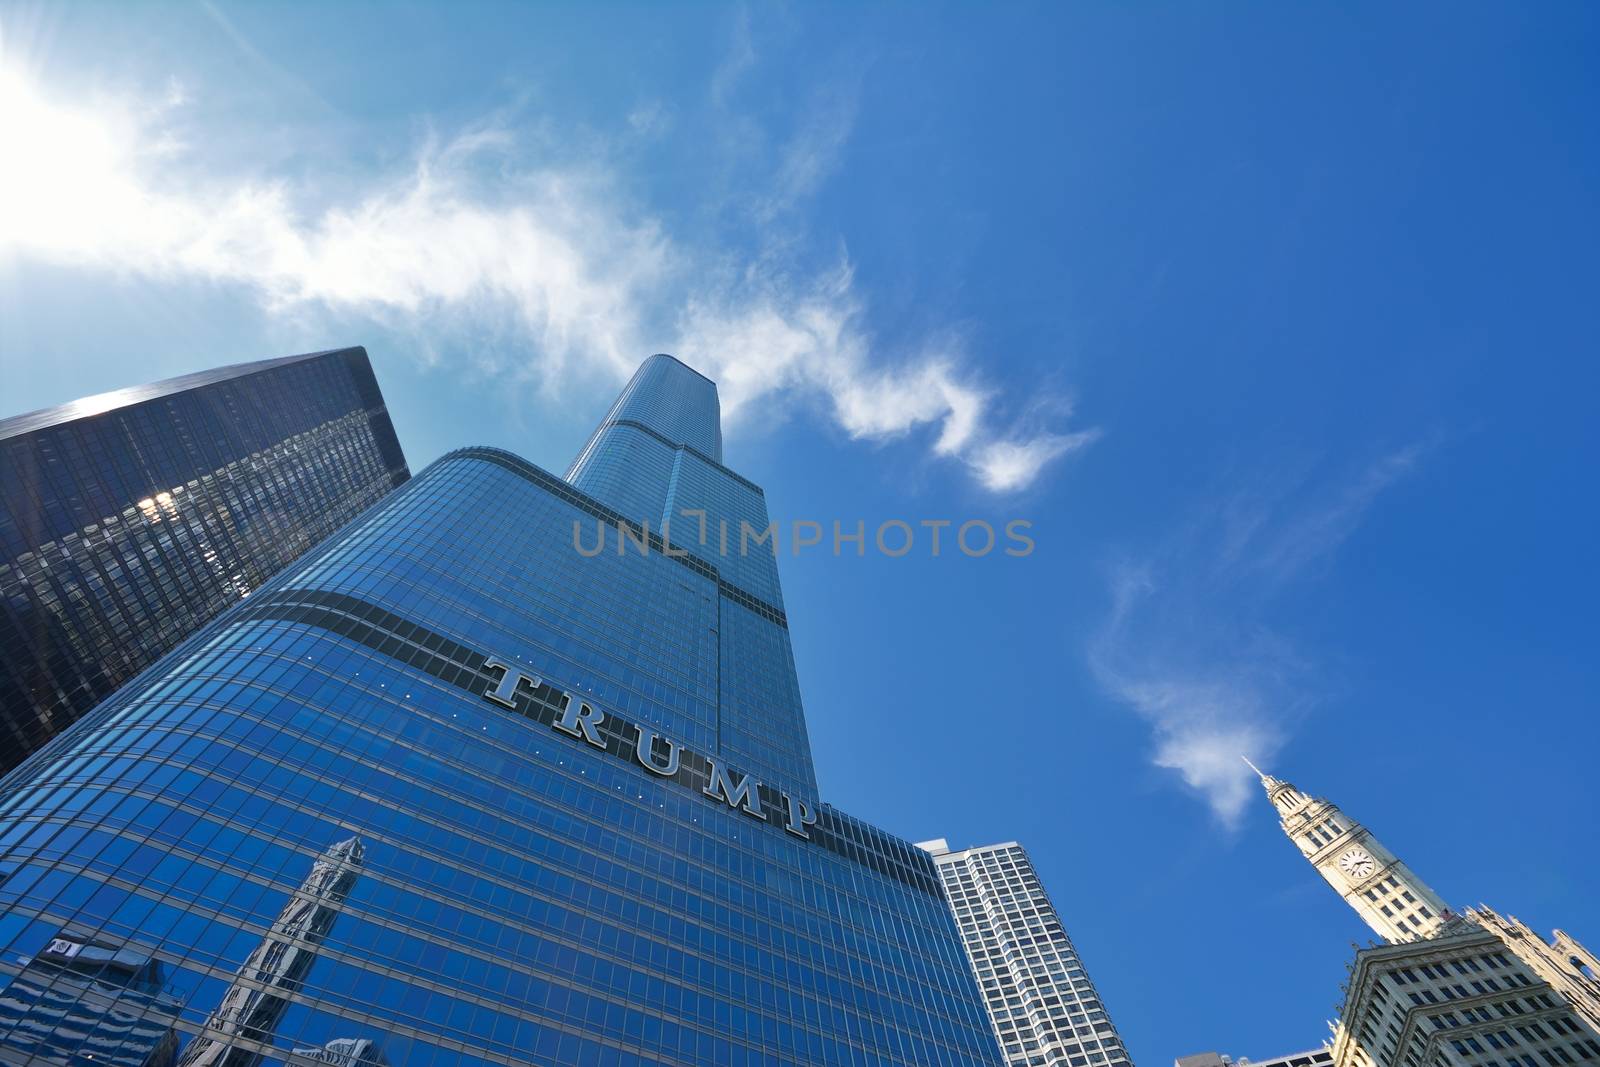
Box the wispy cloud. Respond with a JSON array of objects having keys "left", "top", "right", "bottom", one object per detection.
[
  {"left": 626, "top": 100, "right": 672, "bottom": 139},
  {"left": 710, "top": 8, "right": 758, "bottom": 109},
  {"left": 677, "top": 261, "right": 1099, "bottom": 489},
  {"left": 757, "top": 79, "right": 859, "bottom": 223},
  {"left": 1088, "top": 445, "right": 1430, "bottom": 826},
  {"left": 0, "top": 43, "right": 1086, "bottom": 492}
]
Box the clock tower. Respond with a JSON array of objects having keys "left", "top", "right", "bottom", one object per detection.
[
  {"left": 1245, "top": 758, "right": 1454, "bottom": 944},
  {"left": 1245, "top": 759, "right": 1600, "bottom": 1062}
]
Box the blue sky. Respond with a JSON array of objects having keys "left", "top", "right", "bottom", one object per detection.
[{"left": 2, "top": 2, "right": 1597, "bottom": 1060}]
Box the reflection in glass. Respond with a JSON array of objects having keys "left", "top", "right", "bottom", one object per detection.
[
  {"left": 177, "top": 837, "right": 365, "bottom": 1067},
  {"left": 288, "top": 1037, "right": 389, "bottom": 1066},
  {"left": 0, "top": 352, "right": 1008, "bottom": 1066},
  {"left": 0, "top": 930, "right": 181, "bottom": 1066}
]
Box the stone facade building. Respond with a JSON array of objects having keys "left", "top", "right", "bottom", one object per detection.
[{"left": 1247, "top": 761, "right": 1600, "bottom": 1067}]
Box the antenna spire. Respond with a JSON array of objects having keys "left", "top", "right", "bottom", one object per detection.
[{"left": 1241, "top": 754, "right": 1267, "bottom": 779}]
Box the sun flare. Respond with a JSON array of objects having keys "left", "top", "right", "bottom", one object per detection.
[{"left": 0, "top": 66, "right": 140, "bottom": 257}]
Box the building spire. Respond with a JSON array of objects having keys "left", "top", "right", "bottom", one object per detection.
[{"left": 1242, "top": 754, "right": 1286, "bottom": 795}]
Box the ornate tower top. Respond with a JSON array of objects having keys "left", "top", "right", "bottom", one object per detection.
[
  {"left": 1247, "top": 758, "right": 1455, "bottom": 944},
  {"left": 1243, "top": 755, "right": 1313, "bottom": 815}
]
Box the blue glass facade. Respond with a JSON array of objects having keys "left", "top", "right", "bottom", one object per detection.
[
  {"left": 0, "top": 347, "right": 409, "bottom": 774},
  {"left": 0, "top": 355, "right": 1002, "bottom": 1066},
  {"left": 566, "top": 355, "right": 809, "bottom": 796}
]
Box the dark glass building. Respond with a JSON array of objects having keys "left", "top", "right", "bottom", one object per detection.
[
  {"left": 0, "top": 354, "right": 1002, "bottom": 1065},
  {"left": 0, "top": 348, "right": 409, "bottom": 772}
]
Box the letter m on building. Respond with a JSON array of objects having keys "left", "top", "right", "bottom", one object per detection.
[{"left": 702, "top": 759, "right": 767, "bottom": 820}]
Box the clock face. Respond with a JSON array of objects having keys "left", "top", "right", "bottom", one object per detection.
[{"left": 1337, "top": 847, "right": 1376, "bottom": 880}]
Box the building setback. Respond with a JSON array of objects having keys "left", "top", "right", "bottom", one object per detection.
[
  {"left": 918, "top": 838, "right": 1134, "bottom": 1067},
  {"left": 0, "top": 347, "right": 409, "bottom": 772},
  {"left": 0, "top": 353, "right": 1003, "bottom": 1066}
]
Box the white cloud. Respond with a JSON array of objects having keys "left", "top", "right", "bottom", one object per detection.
[
  {"left": 1088, "top": 448, "right": 1429, "bottom": 826},
  {"left": 970, "top": 432, "right": 1099, "bottom": 492},
  {"left": 0, "top": 60, "right": 1087, "bottom": 492}
]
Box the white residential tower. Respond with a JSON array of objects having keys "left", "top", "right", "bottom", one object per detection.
[{"left": 918, "top": 839, "right": 1134, "bottom": 1067}]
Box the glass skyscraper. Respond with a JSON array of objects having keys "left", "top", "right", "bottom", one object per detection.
[
  {"left": 0, "top": 347, "right": 410, "bottom": 773},
  {"left": 0, "top": 353, "right": 1002, "bottom": 1065},
  {"left": 918, "top": 839, "right": 1133, "bottom": 1067},
  {"left": 563, "top": 354, "right": 811, "bottom": 795}
]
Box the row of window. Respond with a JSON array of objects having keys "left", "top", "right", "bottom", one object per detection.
[{"left": 933, "top": 847, "right": 1128, "bottom": 1067}]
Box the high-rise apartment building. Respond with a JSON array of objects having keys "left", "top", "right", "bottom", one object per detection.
[
  {"left": 0, "top": 353, "right": 1002, "bottom": 1065},
  {"left": 1248, "top": 763, "right": 1600, "bottom": 1067},
  {"left": 0, "top": 347, "right": 409, "bottom": 772},
  {"left": 918, "top": 838, "right": 1133, "bottom": 1067}
]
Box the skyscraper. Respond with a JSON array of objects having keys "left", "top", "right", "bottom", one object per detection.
[
  {"left": 917, "top": 838, "right": 1134, "bottom": 1067},
  {"left": 0, "top": 353, "right": 1002, "bottom": 1065},
  {"left": 1247, "top": 764, "right": 1600, "bottom": 1066},
  {"left": 0, "top": 347, "right": 409, "bottom": 773},
  {"left": 563, "top": 354, "right": 811, "bottom": 795}
]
